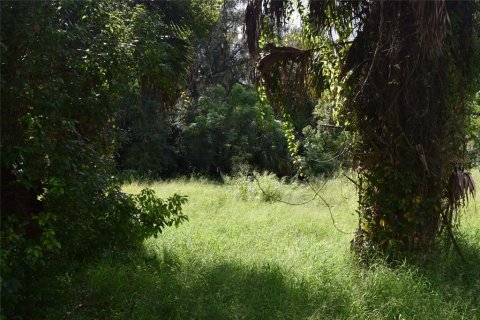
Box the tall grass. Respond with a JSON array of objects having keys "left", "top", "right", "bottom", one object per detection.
[{"left": 35, "top": 170, "right": 480, "bottom": 319}]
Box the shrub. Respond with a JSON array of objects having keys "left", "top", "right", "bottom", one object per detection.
[
  {"left": 226, "top": 170, "right": 284, "bottom": 202},
  {"left": 181, "top": 84, "right": 291, "bottom": 176},
  {"left": 466, "top": 92, "right": 480, "bottom": 167}
]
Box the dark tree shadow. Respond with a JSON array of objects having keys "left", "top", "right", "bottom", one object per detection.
[
  {"left": 35, "top": 247, "right": 351, "bottom": 319},
  {"left": 142, "top": 248, "right": 351, "bottom": 319},
  {"left": 411, "top": 238, "right": 480, "bottom": 309},
  {"left": 34, "top": 239, "right": 480, "bottom": 319}
]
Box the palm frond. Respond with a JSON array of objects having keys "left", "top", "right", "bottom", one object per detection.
[
  {"left": 257, "top": 44, "right": 322, "bottom": 111},
  {"left": 409, "top": 0, "right": 449, "bottom": 55},
  {"left": 245, "top": 0, "right": 262, "bottom": 56},
  {"left": 448, "top": 168, "right": 476, "bottom": 213}
]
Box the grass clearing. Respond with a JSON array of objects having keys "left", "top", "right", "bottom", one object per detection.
[{"left": 37, "top": 171, "right": 479, "bottom": 319}]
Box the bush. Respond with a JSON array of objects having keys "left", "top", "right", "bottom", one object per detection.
[
  {"left": 181, "top": 84, "right": 291, "bottom": 176},
  {"left": 225, "top": 169, "right": 284, "bottom": 202}
]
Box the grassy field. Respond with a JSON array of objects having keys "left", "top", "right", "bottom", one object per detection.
[{"left": 38, "top": 171, "right": 479, "bottom": 319}]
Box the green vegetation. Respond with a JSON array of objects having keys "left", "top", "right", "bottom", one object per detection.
[
  {"left": 0, "top": 0, "right": 217, "bottom": 314},
  {"left": 28, "top": 171, "right": 480, "bottom": 319},
  {"left": 181, "top": 84, "right": 289, "bottom": 176},
  {"left": 467, "top": 92, "right": 480, "bottom": 167},
  {"left": 2, "top": 0, "right": 479, "bottom": 318}
]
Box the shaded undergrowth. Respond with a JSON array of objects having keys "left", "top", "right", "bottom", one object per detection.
[{"left": 30, "top": 243, "right": 480, "bottom": 319}]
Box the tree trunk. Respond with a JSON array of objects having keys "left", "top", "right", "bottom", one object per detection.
[{"left": 348, "top": 1, "right": 476, "bottom": 254}]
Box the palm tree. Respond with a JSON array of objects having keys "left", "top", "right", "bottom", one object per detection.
[{"left": 245, "top": 0, "right": 479, "bottom": 255}]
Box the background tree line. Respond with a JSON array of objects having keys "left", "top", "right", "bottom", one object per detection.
[{"left": 114, "top": 0, "right": 350, "bottom": 179}]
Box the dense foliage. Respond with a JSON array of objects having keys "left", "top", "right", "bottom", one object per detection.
[
  {"left": 119, "top": 78, "right": 348, "bottom": 179},
  {"left": 299, "top": 125, "right": 351, "bottom": 177},
  {"left": 182, "top": 84, "right": 290, "bottom": 176},
  {"left": 115, "top": 1, "right": 221, "bottom": 176},
  {"left": 0, "top": 0, "right": 217, "bottom": 316},
  {"left": 114, "top": 0, "right": 346, "bottom": 180},
  {"left": 188, "top": 0, "right": 253, "bottom": 97},
  {"left": 116, "top": 0, "right": 288, "bottom": 178}
]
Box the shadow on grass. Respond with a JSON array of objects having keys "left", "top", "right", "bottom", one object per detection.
[
  {"left": 412, "top": 237, "right": 480, "bottom": 309},
  {"left": 153, "top": 254, "right": 348, "bottom": 319},
  {"left": 33, "top": 239, "right": 480, "bottom": 319},
  {"left": 354, "top": 236, "right": 480, "bottom": 318},
  {"left": 37, "top": 247, "right": 350, "bottom": 320}
]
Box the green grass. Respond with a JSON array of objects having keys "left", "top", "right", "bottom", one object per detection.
[{"left": 37, "top": 171, "right": 480, "bottom": 319}]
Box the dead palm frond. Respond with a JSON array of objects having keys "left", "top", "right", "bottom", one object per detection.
[
  {"left": 257, "top": 43, "right": 323, "bottom": 111},
  {"left": 245, "top": 0, "right": 262, "bottom": 56},
  {"left": 448, "top": 167, "right": 476, "bottom": 212},
  {"left": 409, "top": 0, "right": 450, "bottom": 55}
]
